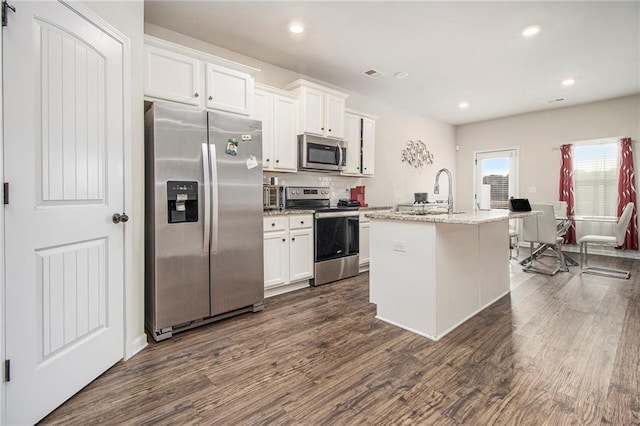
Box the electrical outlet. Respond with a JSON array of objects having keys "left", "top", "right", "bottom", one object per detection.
[{"left": 392, "top": 241, "right": 406, "bottom": 252}]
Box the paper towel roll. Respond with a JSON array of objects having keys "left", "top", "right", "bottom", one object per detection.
[{"left": 479, "top": 184, "right": 491, "bottom": 210}]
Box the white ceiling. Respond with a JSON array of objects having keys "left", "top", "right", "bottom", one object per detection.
[{"left": 144, "top": 1, "right": 640, "bottom": 125}]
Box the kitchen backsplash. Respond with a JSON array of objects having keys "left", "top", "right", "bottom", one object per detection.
[{"left": 264, "top": 171, "right": 362, "bottom": 206}]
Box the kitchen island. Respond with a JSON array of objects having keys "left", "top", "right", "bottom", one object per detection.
[{"left": 366, "top": 209, "right": 537, "bottom": 340}]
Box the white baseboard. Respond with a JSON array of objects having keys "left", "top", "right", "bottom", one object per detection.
[
  {"left": 265, "top": 280, "right": 310, "bottom": 298},
  {"left": 125, "top": 333, "right": 148, "bottom": 360}
]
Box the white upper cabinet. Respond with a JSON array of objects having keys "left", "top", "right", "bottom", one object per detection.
[
  {"left": 144, "top": 45, "right": 201, "bottom": 106},
  {"left": 343, "top": 112, "right": 362, "bottom": 175},
  {"left": 301, "top": 87, "right": 325, "bottom": 135},
  {"left": 325, "top": 94, "right": 346, "bottom": 139},
  {"left": 286, "top": 79, "right": 348, "bottom": 140},
  {"left": 144, "top": 35, "right": 259, "bottom": 116},
  {"left": 205, "top": 63, "right": 254, "bottom": 115},
  {"left": 252, "top": 84, "right": 298, "bottom": 172},
  {"left": 361, "top": 117, "right": 376, "bottom": 176},
  {"left": 341, "top": 109, "right": 377, "bottom": 177}
]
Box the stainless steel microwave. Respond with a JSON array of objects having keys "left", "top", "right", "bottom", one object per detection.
[{"left": 298, "top": 134, "right": 346, "bottom": 171}]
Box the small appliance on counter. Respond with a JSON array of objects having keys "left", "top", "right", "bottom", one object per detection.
[
  {"left": 414, "top": 192, "right": 429, "bottom": 204},
  {"left": 350, "top": 185, "right": 367, "bottom": 207},
  {"left": 263, "top": 184, "right": 283, "bottom": 210}
]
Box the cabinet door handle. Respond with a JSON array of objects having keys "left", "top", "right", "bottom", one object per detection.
[
  {"left": 271, "top": 223, "right": 275, "bottom": 227},
  {"left": 300, "top": 221, "right": 304, "bottom": 224},
  {"left": 194, "top": 92, "right": 199, "bottom": 98},
  {"left": 291, "top": 237, "right": 296, "bottom": 241},
  {"left": 321, "top": 127, "right": 324, "bottom": 131},
  {"left": 328, "top": 128, "right": 332, "bottom": 132},
  {"left": 266, "top": 158, "right": 270, "bottom": 162},
  {"left": 208, "top": 96, "right": 213, "bottom": 100},
  {"left": 276, "top": 159, "right": 279, "bottom": 163},
  {"left": 282, "top": 238, "right": 286, "bottom": 242}
]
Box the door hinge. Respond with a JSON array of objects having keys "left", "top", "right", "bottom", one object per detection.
[
  {"left": 3, "top": 182, "right": 8, "bottom": 205},
  {"left": 4, "top": 359, "right": 10, "bottom": 382},
  {"left": 2, "top": 1, "right": 15, "bottom": 27}
]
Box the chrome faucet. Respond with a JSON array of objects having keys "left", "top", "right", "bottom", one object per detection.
[{"left": 434, "top": 168, "right": 454, "bottom": 218}]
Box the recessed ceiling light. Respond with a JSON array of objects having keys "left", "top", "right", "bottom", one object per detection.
[
  {"left": 562, "top": 78, "right": 575, "bottom": 86},
  {"left": 394, "top": 72, "right": 409, "bottom": 79},
  {"left": 289, "top": 23, "right": 304, "bottom": 34},
  {"left": 522, "top": 25, "right": 541, "bottom": 37},
  {"left": 459, "top": 102, "right": 469, "bottom": 110}
]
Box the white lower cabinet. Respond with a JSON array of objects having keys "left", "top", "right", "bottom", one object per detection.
[
  {"left": 263, "top": 214, "right": 314, "bottom": 296},
  {"left": 263, "top": 227, "right": 289, "bottom": 288},
  {"left": 359, "top": 221, "right": 371, "bottom": 265}
]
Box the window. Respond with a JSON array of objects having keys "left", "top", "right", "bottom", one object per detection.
[
  {"left": 474, "top": 149, "right": 518, "bottom": 210},
  {"left": 573, "top": 142, "right": 618, "bottom": 217}
]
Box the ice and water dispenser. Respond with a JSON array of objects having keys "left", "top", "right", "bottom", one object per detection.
[{"left": 167, "top": 180, "right": 198, "bottom": 223}]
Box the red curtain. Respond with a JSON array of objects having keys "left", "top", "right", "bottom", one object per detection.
[
  {"left": 616, "top": 137, "right": 638, "bottom": 250},
  {"left": 559, "top": 144, "right": 576, "bottom": 244}
]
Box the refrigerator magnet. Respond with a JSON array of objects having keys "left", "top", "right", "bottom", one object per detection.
[
  {"left": 226, "top": 138, "right": 238, "bottom": 156},
  {"left": 241, "top": 134, "right": 252, "bottom": 141},
  {"left": 246, "top": 155, "right": 258, "bottom": 170}
]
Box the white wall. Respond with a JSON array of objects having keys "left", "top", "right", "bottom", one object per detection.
[
  {"left": 145, "top": 23, "right": 457, "bottom": 208},
  {"left": 455, "top": 95, "right": 640, "bottom": 213},
  {"left": 83, "top": 1, "right": 146, "bottom": 358}
]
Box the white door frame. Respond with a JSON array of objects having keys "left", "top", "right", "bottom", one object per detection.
[
  {"left": 0, "top": 1, "right": 134, "bottom": 423},
  {"left": 473, "top": 147, "right": 520, "bottom": 211}
]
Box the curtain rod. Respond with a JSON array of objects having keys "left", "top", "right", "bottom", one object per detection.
[{"left": 552, "top": 136, "right": 631, "bottom": 150}]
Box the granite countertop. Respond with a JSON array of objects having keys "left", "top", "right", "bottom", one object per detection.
[
  {"left": 264, "top": 205, "right": 393, "bottom": 216},
  {"left": 366, "top": 209, "right": 540, "bottom": 225},
  {"left": 263, "top": 209, "right": 315, "bottom": 216},
  {"left": 358, "top": 206, "right": 394, "bottom": 211}
]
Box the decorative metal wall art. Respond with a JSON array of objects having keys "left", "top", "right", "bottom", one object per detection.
[{"left": 401, "top": 140, "right": 434, "bottom": 168}]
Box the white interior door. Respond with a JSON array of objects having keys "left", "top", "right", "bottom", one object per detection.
[
  {"left": 3, "top": 1, "right": 126, "bottom": 423},
  {"left": 474, "top": 149, "right": 519, "bottom": 210}
]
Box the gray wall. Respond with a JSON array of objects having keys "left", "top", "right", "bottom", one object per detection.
[{"left": 455, "top": 95, "right": 640, "bottom": 213}]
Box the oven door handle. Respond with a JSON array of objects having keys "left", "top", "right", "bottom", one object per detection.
[{"left": 315, "top": 210, "right": 359, "bottom": 219}]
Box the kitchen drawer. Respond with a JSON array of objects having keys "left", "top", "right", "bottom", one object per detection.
[
  {"left": 289, "top": 215, "right": 313, "bottom": 230},
  {"left": 264, "top": 216, "right": 288, "bottom": 232}
]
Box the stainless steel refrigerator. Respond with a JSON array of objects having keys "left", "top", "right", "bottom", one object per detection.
[{"left": 145, "top": 101, "right": 264, "bottom": 341}]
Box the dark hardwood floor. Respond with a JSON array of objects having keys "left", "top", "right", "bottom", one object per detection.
[{"left": 41, "top": 254, "right": 640, "bottom": 425}]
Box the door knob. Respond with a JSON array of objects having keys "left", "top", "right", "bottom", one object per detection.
[{"left": 112, "top": 213, "right": 129, "bottom": 224}]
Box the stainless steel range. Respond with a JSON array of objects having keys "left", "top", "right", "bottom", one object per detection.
[{"left": 285, "top": 186, "right": 359, "bottom": 286}]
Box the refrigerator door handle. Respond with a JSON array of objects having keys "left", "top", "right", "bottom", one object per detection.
[
  {"left": 201, "top": 143, "right": 211, "bottom": 253},
  {"left": 210, "top": 145, "right": 219, "bottom": 254}
]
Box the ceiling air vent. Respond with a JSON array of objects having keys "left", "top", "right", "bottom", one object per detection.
[
  {"left": 362, "top": 68, "right": 384, "bottom": 79},
  {"left": 546, "top": 97, "right": 565, "bottom": 104}
]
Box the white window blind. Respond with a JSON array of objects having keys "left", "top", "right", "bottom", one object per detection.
[{"left": 573, "top": 143, "right": 618, "bottom": 217}]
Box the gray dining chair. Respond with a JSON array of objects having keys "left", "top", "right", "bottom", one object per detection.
[
  {"left": 522, "top": 203, "right": 569, "bottom": 275},
  {"left": 578, "top": 202, "right": 634, "bottom": 279}
]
